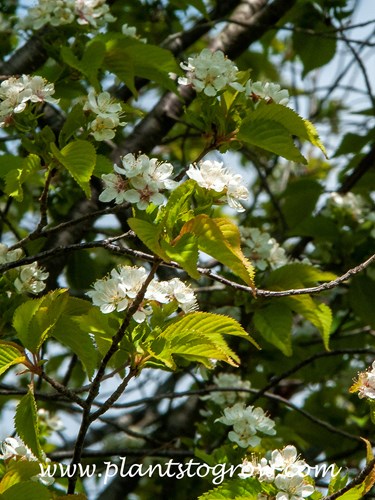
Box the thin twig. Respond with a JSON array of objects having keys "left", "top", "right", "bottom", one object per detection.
[{"left": 323, "top": 457, "right": 375, "bottom": 500}]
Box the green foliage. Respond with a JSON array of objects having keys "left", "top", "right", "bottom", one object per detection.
[
  {"left": 103, "top": 36, "right": 180, "bottom": 96},
  {"left": 149, "top": 312, "right": 257, "bottom": 369},
  {"left": 238, "top": 103, "right": 327, "bottom": 163},
  {"left": 50, "top": 140, "right": 96, "bottom": 197},
  {"left": 14, "top": 388, "right": 43, "bottom": 460},
  {"left": 253, "top": 303, "right": 293, "bottom": 356},
  {"left": 0, "top": 481, "right": 51, "bottom": 499},
  {"left": 0, "top": 341, "right": 27, "bottom": 377},
  {"left": 198, "top": 477, "right": 262, "bottom": 499},
  {"left": 3, "top": 154, "right": 41, "bottom": 201}
]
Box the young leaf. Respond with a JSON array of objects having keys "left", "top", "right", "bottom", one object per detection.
[
  {"left": 0, "top": 481, "right": 51, "bottom": 500},
  {"left": 0, "top": 341, "right": 27, "bottom": 377},
  {"left": 0, "top": 461, "right": 42, "bottom": 494},
  {"left": 198, "top": 476, "right": 262, "bottom": 499},
  {"left": 160, "top": 233, "right": 200, "bottom": 279},
  {"left": 149, "top": 312, "right": 257, "bottom": 369},
  {"left": 238, "top": 102, "right": 327, "bottom": 161},
  {"left": 50, "top": 140, "right": 96, "bottom": 197},
  {"left": 4, "top": 154, "right": 41, "bottom": 201},
  {"left": 180, "top": 215, "right": 255, "bottom": 287},
  {"left": 128, "top": 217, "right": 167, "bottom": 259},
  {"left": 14, "top": 387, "right": 43, "bottom": 460},
  {"left": 253, "top": 303, "right": 293, "bottom": 356}
]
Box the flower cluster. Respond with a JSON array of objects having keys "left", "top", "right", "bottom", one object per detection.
[
  {"left": 216, "top": 402, "right": 276, "bottom": 448},
  {"left": 0, "top": 75, "right": 59, "bottom": 128},
  {"left": 0, "top": 437, "right": 53, "bottom": 486},
  {"left": 201, "top": 372, "right": 251, "bottom": 407},
  {"left": 245, "top": 80, "right": 289, "bottom": 106},
  {"left": 241, "top": 227, "right": 288, "bottom": 270},
  {"left": 122, "top": 23, "right": 147, "bottom": 43},
  {"left": 186, "top": 160, "right": 249, "bottom": 212},
  {"left": 0, "top": 244, "right": 49, "bottom": 294},
  {"left": 38, "top": 408, "right": 65, "bottom": 433},
  {"left": 87, "top": 265, "right": 197, "bottom": 321},
  {"left": 178, "top": 49, "right": 243, "bottom": 97},
  {"left": 83, "top": 90, "right": 126, "bottom": 141},
  {"left": 18, "top": 0, "right": 116, "bottom": 30},
  {"left": 100, "top": 153, "right": 177, "bottom": 209},
  {"left": 323, "top": 192, "right": 365, "bottom": 223},
  {"left": 350, "top": 360, "right": 375, "bottom": 400},
  {"left": 240, "top": 446, "right": 314, "bottom": 500}
]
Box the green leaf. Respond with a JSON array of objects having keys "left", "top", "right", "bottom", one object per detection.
[
  {"left": 0, "top": 461, "right": 42, "bottom": 494},
  {"left": 0, "top": 341, "right": 27, "bottom": 377},
  {"left": 61, "top": 40, "right": 105, "bottom": 90},
  {"left": 1, "top": 481, "right": 51, "bottom": 500},
  {"left": 266, "top": 263, "right": 336, "bottom": 290},
  {"left": 282, "top": 179, "right": 324, "bottom": 228},
  {"left": 13, "top": 290, "right": 69, "bottom": 353},
  {"left": 160, "top": 179, "right": 196, "bottom": 236},
  {"left": 50, "top": 296, "right": 97, "bottom": 378},
  {"left": 59, "top": 103, "right": 86, "bottom": 148},
  {"left": 128, "top": 217, "right": 167, "bottom": 259},
  {"left": 14, "top": 387, "right": 43, "bottom": 460},
  {"left": 238, "top": 103, "right": 327, "bottom": 161},
  {"left": 4, "top": 154, "right": 41, "bottom": 201},
  {"left": 238, "top": 118, "right": 306, "bottom": 162},
  {"left": 93, "top": 154, "right": 114, "bottom": 177},
  {"left": 253, "top": 303, "right": 293, "bottom": 356},
  {"left": 349, "top": 275, "right": 375, "bottom": 328},
  {"left": 150, "top": 312, "right": 257, "bottom": 370},
  {"left": 180, "top": 215, "right": 255, "bottom": 287},
  {"left": 0, "top": 155, "right": 24, "bottom": 178},
  {"left": 293, "top": 23, "right": 336, "bottom": 77},
  {"left": 198, "top": 476, "right": 262, "bottom": 499},
  {"left": 50, "top": 140, "right": 96, "bottom": 197},
  {"left": 161, "top": 233, "right": 199, "bottom": 279},
  {"left": 104, "top": 37, "right": 179, "bottom": 96}
]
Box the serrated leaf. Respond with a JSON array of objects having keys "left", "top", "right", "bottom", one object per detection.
[
  {"left": 266, "top": 263, "right": 336, "bottom": 290},
  {"left": 254, "top": 303, "right": 293, "bottom": 356},
  {"left": 59, "top": 103, "right": 86, "bottom": 148},
  {"left": 0, "top": 341, "right": 27, "bottom": 377},
  {"left": 0, "top": 460, "right": 42, "bottom": 494},
  {"left": 180, "top": 215, "right": 255, "bottom": 287},
  {"left": 0, "top": 481, "right": 51, "bottom": 500},
  {"left": 51, "top": 140, "right": 96, "bottom": 198},
  {"left": 128, "top": 217, "right": 167, "bottom": 258},
  {"left": 14, "top": 387, "right": 43, "bottom": 460},
  {"left": 13, "top": 290, "right": 69, "bottom": 353},
  {"left": 238, "top": 118, "right": 306, "bottom": 162},
  {"left": 159, "top": 180, "right": 196, "bottom": 235},
  {"left": 315, "top": 302, "right": 332, "bottom": 350},
  {"left": 4, "top": 154, "right": 41, "bottom": 201},
  {"left": 0, "top": 155, "right": 24, "bottom": 178},
  {"left": 239, "top": 102, "right": 326, "bottom": 160},
  {"left": 335, "top": 483, "right": 366, "bottom": 500},
  {"left": 150, "top": 312, "right": 257, "bottom": 369},
  {"left": 161, "top": 233, "right": 199, "bottom": 279},
  {"left": 198, "top": 476, "right": 262, "bottom": 499},
  {"left": 49, "top": 296, "right": 96, "bottom": 378},
  {"left": 104, "top": 37, "right": 179, "bottom": 97}
]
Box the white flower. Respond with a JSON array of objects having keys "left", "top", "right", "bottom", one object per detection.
[
  {"left": 86, "top": 277, "right": 128, "bottom": 314},
  {"left": 241, "top": 227, "right": 288, "bottom": 270},
  {"left": 99, "top": 173, "right": 130, "bottom": 204},
  {"left": 101, "top": 154, "right": 176, "bottom": 210},
  {"left": 18, "top": 0, "right": 116, "bottom": 30},
  {"left": 178, "top": 49, "right": 243, "bottom": 97},
  {"left": 257, "top": 458, "right": 276, "bottom": 483},
  {"left": 324, "top": 192, "right": 365, "bottom": 223},
  {"left": 355, "top": 361, "right": 375, "bottom": 400},
  {"left": 90, "top": 115, "right": 121, "bottom": 141},
  {"left": 122, "top": 23, "right": 147, "bottom": 43},
  {"left": 246, "top": 80, "right": 289, "bottom": 106},
  {"left": 186, "top": 160, "right": 249, "bottom": 212},
  {"left": 87, "top": 266, "right": 148, "bottom": 315},
  {"left": 38, "top": 409, "right": 65, "bottom": 432},
  {"left": 0, "top": 243, "right": 23, "bottom": 265},
  {"left": 146, "top": 278, "right": 198, "bottom": 313},
  {"left": 0, "top": 75, "right": 59, "bottom": 127},
  {"left": 216, "top": 403, "right": 276, "bottom": 448},
  {"left": 275, "top": 474, "right": 314, "bottom": 500},
  {"left": 84, "top": 90, "right": 123, "bottom": 118},
  {"left": 200, "top": 372, "right": 251, "bottom": 406},
  {"left": 271, "top": 446, "right": 307, "bottom": 477},
  {"left": 14, "top": 262, "right": 49, "bottom": 294},
  {"left": 0, "top": 437, "right": 36, "bottom": 461}
]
